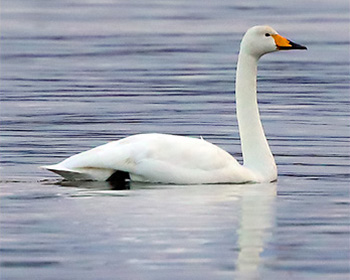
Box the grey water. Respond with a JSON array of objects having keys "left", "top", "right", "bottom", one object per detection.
[{"left": 1, "top": 0, "right": 349, "bottom": 279}]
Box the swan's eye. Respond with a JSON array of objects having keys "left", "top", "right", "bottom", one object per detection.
[{"left": 265, "top": 33, "right": 271, "bottom": 37}]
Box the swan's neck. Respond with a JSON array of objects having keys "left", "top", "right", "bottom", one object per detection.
[{"left": 235, "top": 52, "right": 277, "bottom": 181}]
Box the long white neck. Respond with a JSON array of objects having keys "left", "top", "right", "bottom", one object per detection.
[{"left": 235, "top": 52, "right": 277, "bottom": 181}]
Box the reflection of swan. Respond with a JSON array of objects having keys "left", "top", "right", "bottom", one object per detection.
[
  {"left": 42, "top": 26, "right": 306, "bottom": 184},
  {"left": 235, "top": 183, "right": 276, "bottom": 278},
  {"left": 49, "top": 179, "right": 276, "bottom": 277}
]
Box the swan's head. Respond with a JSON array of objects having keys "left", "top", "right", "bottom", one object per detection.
[{"left": 240, "top": 25, "right": 307, "bottom": 58}]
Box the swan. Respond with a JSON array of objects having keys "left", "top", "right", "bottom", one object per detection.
[{"left": 42, "top": 25, "right": 306, "bottom": 184}]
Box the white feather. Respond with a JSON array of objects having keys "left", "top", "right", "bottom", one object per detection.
[{"left": 43, "top": 134, "right": 256, "bottom": 184}]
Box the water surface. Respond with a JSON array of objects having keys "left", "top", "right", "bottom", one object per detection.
[{"left": 1, "top": 0, "right": 349, "bottom": 279}]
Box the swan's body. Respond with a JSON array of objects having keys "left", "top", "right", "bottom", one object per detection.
[
  {"left": 42, "top": 26, "right": 306, "bottom": 184},
  {"left": 44, "top": 133, "right": 257, "bottom": 184}
]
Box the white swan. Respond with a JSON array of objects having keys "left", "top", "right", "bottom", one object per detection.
[{"left": 42, "top": 26, "right": 306, "bottom": 184}]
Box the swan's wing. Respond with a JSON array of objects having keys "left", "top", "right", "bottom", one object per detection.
[{"left": 43, "top": 133, "right": 254, "bottom": 183}]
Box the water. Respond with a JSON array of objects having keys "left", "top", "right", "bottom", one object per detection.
[{"left": 1, "top": 0, "right": 349, "bottom": 279}]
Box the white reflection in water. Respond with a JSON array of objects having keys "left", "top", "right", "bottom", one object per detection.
[
  {"left": 235, "top": 183, "right": 276, "bottom": 278},
  {"left": 56, "top": 179, "right": 276, "bottom": 276}
]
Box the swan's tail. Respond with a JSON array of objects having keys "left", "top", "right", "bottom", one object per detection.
[
  {"left": 40, "top": 164, "right": 114, "bottom": 181},
  {"left": 41, "top": 164, "right": 87, "bottom": 180}
]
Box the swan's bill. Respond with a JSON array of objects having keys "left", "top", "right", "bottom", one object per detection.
[{"left": 272, "top": 34, "right": 307, "bottom": 50}]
